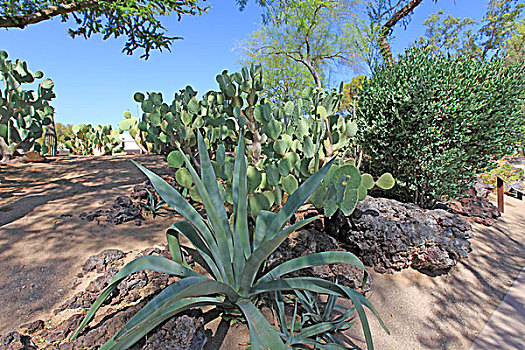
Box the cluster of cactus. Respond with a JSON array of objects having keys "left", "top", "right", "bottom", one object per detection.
[
  {"left": 64, "top": 123, "right": 123, "bottom": 156},
  {"left": 0, "top": 50, "right": 56, "bottom": 161},
  {"left": 124, "top": 65, "right": 394, "bottom": 216}
]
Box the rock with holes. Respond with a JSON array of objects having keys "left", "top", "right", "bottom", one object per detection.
[{"left": 325, "top": 196, "right": 473, "bottom": 274}]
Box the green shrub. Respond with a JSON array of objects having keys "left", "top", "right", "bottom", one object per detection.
[
  {"left": 71, "top": 133, "right": 387, "bottom": 350},
  {"left": 357, "top": 47, "right": 525, "bottom": 207}
]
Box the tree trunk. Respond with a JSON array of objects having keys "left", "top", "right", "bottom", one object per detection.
[{"left": 378, "top": 0, "right": 425, "bottom": 66}]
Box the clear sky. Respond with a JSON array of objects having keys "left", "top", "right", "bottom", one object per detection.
[{"left": 0, "top": 0, "right": 489, "bottom": 126}]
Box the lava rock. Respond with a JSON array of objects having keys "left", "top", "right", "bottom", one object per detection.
[
  {"left": 82, "top": 248, "right": 126, "bottom": 273},
  {"left": 0, "top": 331, "right": 36, "bottom": 349},
  {"left": 268, "top": 227, "right": 371, "bottom": 292},
  {"left": 325, "top": 197, "right": 473, "bottom": 275},
  {"left": 107, "top": 196, "right": 143, "bottom": 224},
  {"left": 448, "top": 196, "right": 500, "bottom": 226},
  {"left": 79, "top": 196, "right": 144, "bottom": 225},
  {"left": 3, "top": 246, "right": 208, "bottom": 349}
]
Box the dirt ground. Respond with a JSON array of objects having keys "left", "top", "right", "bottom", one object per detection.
[{"left": 1, "top": 155, "right": 524, "bottom": 349}]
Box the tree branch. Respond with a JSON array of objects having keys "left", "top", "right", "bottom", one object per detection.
[
  {"left": 378, "top": 0, "right": 424, "bottom": 66},
  {"left": 0, "top": 1, "right": 98, "bottom": 29}
]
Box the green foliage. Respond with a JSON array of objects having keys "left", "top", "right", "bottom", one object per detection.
[
  {"left": 139, "top": 188, "right": 166, "bottom": 218},
  {"left": 55, "top": 122, "right": 74, "bottom": 145},
  {"left": 131, "top": 66, "right": 393, "bottom": 216},
  {"left": 414, "top": 0, "right": 524, "bottom": 59},
  {"left": 64, "top": 123, "right": 123, "bottom": 155},
  {"left": 0, "top": 1, "right": 208, "bottom": 59},
  {"left": 239, "top": 0, "right": 367, "bottom": 101},
  {"left": 479, "top": 159, "right": 524, "bottom": 190},
  {"left": 274, "top": 290, "right": 362, "bottom": 348},
  {"left": 358, "top": 47, "right": 525, "bottom": 207},
  {"left": 504, "top": 19, "right": 525, "bottom": 65},
  {"left": 0, "top": 50, "right": 56, "bottom": 161},
  {"left": 71, "top": 133, "right": 387, "bottom": 350}
]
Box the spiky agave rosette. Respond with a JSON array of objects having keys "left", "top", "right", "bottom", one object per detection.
[{"left": 71, "top": 132, "right": 388, "bottom": 350}]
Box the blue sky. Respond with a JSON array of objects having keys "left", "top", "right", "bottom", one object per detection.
[{"left": 0, "top": 0, "right": 489, "bottom": 126}]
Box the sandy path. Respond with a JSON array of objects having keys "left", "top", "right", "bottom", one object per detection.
[
  {"left": 0, "top": 155, "right": 180, "bottom": 333},
  {"left": 346, "top": 194, "right": 524, "bottom": 349}
]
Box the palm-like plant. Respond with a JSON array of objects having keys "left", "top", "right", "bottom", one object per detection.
[{"left": 71, "top": 132, "right": 387, "bottom": 349}]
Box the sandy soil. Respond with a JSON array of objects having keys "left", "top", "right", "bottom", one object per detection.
[
  {"left": 0, "top": 154, "right": 179, "bottom": 333},
  {"left": 1, "top": 155, "right": 524, "bottom": 349}
]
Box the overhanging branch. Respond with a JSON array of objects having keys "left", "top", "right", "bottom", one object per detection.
[{"left": 0, "top": 1, "right": 97, "bottom": 29}]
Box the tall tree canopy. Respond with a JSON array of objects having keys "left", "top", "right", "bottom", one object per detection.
[
  {"left": 240, "top": 0, "right": 366, "bottom": 103},
  {"left": 414, "top": 0, "right": 524, "bottom": 60},
  {"left": 0, "top": 0, "right": 208, "bottom": 58}
]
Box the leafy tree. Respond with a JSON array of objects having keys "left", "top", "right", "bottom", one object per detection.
[
  {"left": 239, "top": 0, "right": 366, "bottom": 103},
  {"left": 340, "top": 75, "right": 366, "bottom": 115},
  {"left": 367, "top": 0, "right": 436, "bottom": 66},
  {"left": 0, "top": 0, "right": 207, "bottom": 59},
  {"left": 415, "top": 0, "right": 524, "bottom": 59},
  {"left": 55, "top": 122, "right": 74, "bottom": 144},
  {"left": 414, "top": 11, "right": 477, "bottom": 56},
  {"left": 504, "top": 19, "right": 525, "bottom": 65}
]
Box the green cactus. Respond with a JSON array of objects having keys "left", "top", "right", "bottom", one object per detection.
[
  {"left": 65, "top": 123, "right": 122, "bottom": 155},
  {"left": 0, "top": 50, "right": 56, "bottom": 161},
  {"left": 136, "top": 65, "right": 395, "bottom": 217}
]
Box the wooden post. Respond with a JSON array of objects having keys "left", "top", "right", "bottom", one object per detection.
[{"left": 497, "top": 177, "right": 504, "bottom": 214}]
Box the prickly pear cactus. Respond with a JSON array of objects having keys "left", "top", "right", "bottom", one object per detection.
[
  {"left": 126, "top": 65, "right": 395, "bottom": 217},
  {"left": 0, "top": 50, "right": 56, "bottom": 161},
  {"left": 65, "top": 124, "right": 123, "bottom": 156}
]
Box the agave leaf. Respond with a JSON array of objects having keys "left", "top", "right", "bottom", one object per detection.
[
  {"left": 240, "top": 216, "right": 318, "bottom": 292},
  {"left": 132, "top": 161, "right": 222, "bottom": 276},
  {"left": 274, "top": 291, "right": 289, "bottom": 337},
  {"left": 289, "top": 335, "right": 347, "bottom": 350},
  {"left": 257, "top": 251, "right": 365, "bottom": 285},
  {"left": 250, "top": 277, "right": 389, "bottom": 350},
  {"left": 167, "top": 221, "right": 223, "bottom": 279},
  {"left": 177, "top": 134, "right": 234, "bottom": 284},
  {"left": 237, "top": 299, "right": 286, "bottom": 350},
  {"left": 71, "top": 256, "right": 203, "bottom": 340},
  {"left": 196, "top": 133, "right": 234, "bottom": 260},
  {"left": 252, "top": 210, "right": 277, "bottom": 252},
  {"left": 232, "top": 137, "right": 250, "bottom": 260},
  {"left": 261, "top": 158, "right": 335, "bottom": 243},
  {"left": 112, "top": 278, "right": 230, "bottom": 340},
  {"left": 101, "top": 297, "right": 220, "bottom": 350}
]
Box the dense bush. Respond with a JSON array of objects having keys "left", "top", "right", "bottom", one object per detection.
[{"left": 357, "top": 47, "right": 525, "bottom": 207}]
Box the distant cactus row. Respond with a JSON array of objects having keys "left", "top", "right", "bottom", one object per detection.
[
  {"left": 0, "top": 50, "right": 56, "bottom": 161},
  {"left": 119, "top": 65, "right": 394, "bottom": 216},
  {"left": 63, "top": 123, "right": 123, "bottom": 156}
]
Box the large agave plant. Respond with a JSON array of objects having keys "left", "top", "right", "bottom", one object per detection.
[{"left": 71, "top": 132, "right": 386, "bottom": 349}]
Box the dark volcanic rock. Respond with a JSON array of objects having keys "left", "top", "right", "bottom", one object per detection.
[
  {"left": 0, "top": 331, "right": 37, "bottom": 349},
  {"left": 107, "top": 196, "right": 143, "bottom": 224},
  {"left": 80, "top": 196, "right": 144, "bottom": 225},
  {"left": 325, "top": 197, "right": 473, "bottom": 275},
  {"left": 82, "top": 248, "right": 126, "bottom": 273},
  {"left": 268, "top": 226, "right": 371, "bottom": 292},
  {"left": 3, "top": 246, "right": 208, "bottom": 349},
  {"left": 448, "top": 196, "right": 500, "bottom": 226}
]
